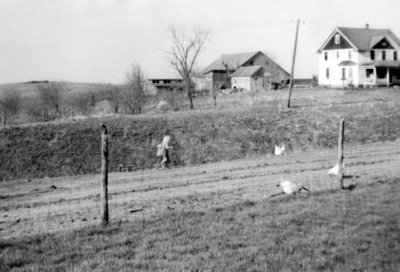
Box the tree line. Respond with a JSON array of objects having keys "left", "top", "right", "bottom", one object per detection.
[{"left": 0, "top": 64, "right": 148, "bottom": 126}]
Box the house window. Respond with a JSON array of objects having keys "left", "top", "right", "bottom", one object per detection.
[
  {"left": 348, "top": 50, "right": 352, "bottom": 59},
  {"left": 366, "top": 69, "right": 374, "bottom": 78},
  {"left": 382, "top": 51, "right": 386, "bottom": 60},
  {"left": 324, "top": 52, "right": 328, "bottom": 61},
  {"left": 370, "top": 50, "right": 375, "bottom": 60},
  {"left": 335, "top": 34, "right": 340, "bottom": 44},
  {"left": 341, "top": 68, "right": 346, "bottom": 80},
  {"left": 326, "top": 68, "right": 330, "bottom": 79},
  {"left": 337, "top": 51, "right": 339, "bottom": 58},
  {"left": 395, "top": 51, "right": 398, "bottom": 61}
]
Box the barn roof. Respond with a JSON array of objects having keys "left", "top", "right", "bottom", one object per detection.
[
  {"left": 231, "top": 66, "right": 266, "bottom": 77},
  {"left": 200, "top": 51, "right": 261, "bottom": 74}
]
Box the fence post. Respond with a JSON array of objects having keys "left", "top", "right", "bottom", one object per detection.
[
  {"left": 337, "top": 118, "right": 345, "bottom": 189},
  {"left": 2, "top": 109, "right": 5, "bottom": 127},
  {"left": 101, "top": 123, "right": 109, "bottom": 225}
]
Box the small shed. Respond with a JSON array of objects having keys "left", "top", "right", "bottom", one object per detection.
[{"left": 231, "top": 66, "right": 269, "bottom": 92}]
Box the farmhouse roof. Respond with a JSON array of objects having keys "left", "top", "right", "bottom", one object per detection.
[
  {"left": 339, "top": 27, "right": 400, "bottom": 50},
  {"left": 231, "top": 66, "right": 267, "bottom": 77},
  {"left": 200, "top": 51, "right": 261, "bottom": 74},
  {"left": 318, "top": 27, "right": 400, "bottom": 52}
]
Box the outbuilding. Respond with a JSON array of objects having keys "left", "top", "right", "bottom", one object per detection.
[{"left": 231, "top": 66, "right": 269, "bottom": 92}]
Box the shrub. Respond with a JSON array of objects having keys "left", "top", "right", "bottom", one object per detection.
[
  {"left": 165, "top": 91, "right": 185, "bottom": 111},
  {"left": 0, "top": 88, "right": 21, "bottom": 125},
  {"left": 156, "top": 100, "right": 169, "bottom": 113}
]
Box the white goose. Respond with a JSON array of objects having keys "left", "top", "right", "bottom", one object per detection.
[
  {"left": 328, "top": 162, "right": 345, "bottom": 176},
  {"left": 274, "top": 144, "right": 285, "bottom": 156},
  {"left": 271, "top": 180, "right": 310, "bottom": 198}
]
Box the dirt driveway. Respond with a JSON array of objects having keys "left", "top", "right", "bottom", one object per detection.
[{"left": 1, "top": 141, "right": 399, "bottom": 239}]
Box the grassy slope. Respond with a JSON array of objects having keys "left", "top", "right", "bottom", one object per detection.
[
  {"left": 1, "top": 97, "right": 400, "bottom": 181},
  {"left": 1, "top": 178, "right": 399, "bottom": 271}
]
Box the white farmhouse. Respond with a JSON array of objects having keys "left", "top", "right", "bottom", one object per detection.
[{"left": 318, "top": 25, "right": 400, "bottom": 87}]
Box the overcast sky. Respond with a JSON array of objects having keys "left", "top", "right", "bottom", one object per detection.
[{"left": 1, "top": 0, "right": 400, "bottom": 84}]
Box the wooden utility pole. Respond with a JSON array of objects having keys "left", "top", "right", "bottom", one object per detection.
[
  {"left": 287, "top": 19, "right": 300, "bottom": 108},
  {"left": 100, "top": 124, "right": 109, "bottom": 225},
  {"left": 337, "top": 118, "right": 345, "bottom": 189}
]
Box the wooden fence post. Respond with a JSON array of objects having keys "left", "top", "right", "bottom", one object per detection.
[
  {"left": 2, "top": 109, "right": 5, "bottom": 127},
  {"left": 101, "top": 124, "right": 109, "bottom": 225},
  {"left": 337, "top": 118, "right": 345, "bottom": 189}
]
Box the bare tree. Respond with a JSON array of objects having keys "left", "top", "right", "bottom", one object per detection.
[
  {"left": 222, "top": 59, "right": 241, "bottom": 79},
  {"left": 122, "top": 64, "right": 146, "bottom": 115},
  {"left": 99, "top": 84, "right": 122, "bottom": 114},
  {"left": 167, "top": 26, "right": 208, "bottom": 109},
  {"left": 65, "top": 91, "right": 96, "bottom": 117},
  {"left": 37, "top": 82, "right": 66, "bottom": 121},
  {"left": 0, "top": 88, "right": 21, "bottom": 126}
]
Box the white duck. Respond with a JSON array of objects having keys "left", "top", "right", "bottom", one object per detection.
[
  {"left": 271, "top": 180, "right": 310, "bottom": 198},
  {"left": 274, "top": 144, "right": 285, "bottom": 156}
]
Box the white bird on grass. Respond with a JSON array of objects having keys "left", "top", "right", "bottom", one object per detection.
[
  {"left": 270, "top": 181, "right": 310, "bottom": 198},
  {"left": 328, "top": 162, "right": 345, "bottom": 176},
  {"left": 274, "top": 144, "right": 285, "bottom": 156}
]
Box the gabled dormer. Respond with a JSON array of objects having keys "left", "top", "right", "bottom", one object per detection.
[
  {"left": 319, "top": 31, "right": 353, "bottom": 51},
  {"left": 371, "top": 37, "right": 395, "bottom": 49}
]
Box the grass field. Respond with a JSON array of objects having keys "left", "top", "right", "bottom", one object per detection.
[
  {"left": 1, "top": 178, "right": 399, "bottom": 271},
  {"left": 1, "top": 140, "right": 400, "bottom": 271},
  {"left": 1, "top": 86, "right": 400, "bottom": 271}
]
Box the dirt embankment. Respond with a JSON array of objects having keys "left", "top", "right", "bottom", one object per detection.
[{"left": 1, "top": 102, "right": 400, "bottom": 181}]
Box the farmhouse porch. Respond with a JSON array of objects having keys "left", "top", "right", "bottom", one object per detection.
[{"left": 362, "top": 61, "right": 400, "bottom": 87}]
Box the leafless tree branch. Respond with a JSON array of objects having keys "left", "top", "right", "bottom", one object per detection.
[{"left": 166, "top": 26, "right": 208, "bottom": 109}]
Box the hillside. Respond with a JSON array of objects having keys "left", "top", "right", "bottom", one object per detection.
[
  {"left": 0, "top": 81, "right": 122, "bottom": 97},
  {"left": 1, "top": 93, "right": 400, "bottom": 181}
]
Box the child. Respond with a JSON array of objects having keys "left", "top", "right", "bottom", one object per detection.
[{"left": 158, "top": 133, "right": 172, "bottom": 169}]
